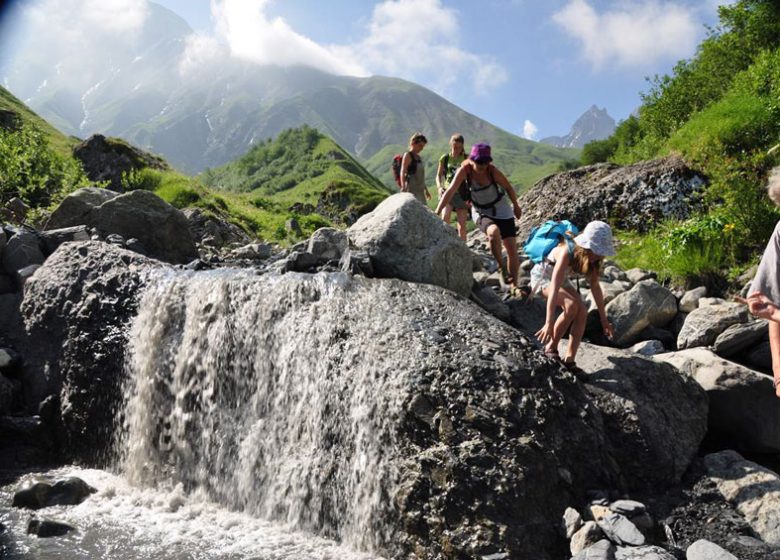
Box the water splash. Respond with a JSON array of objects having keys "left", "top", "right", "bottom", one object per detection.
[{"left": 116, "top": 269, "right": 409, "bottom": 552}]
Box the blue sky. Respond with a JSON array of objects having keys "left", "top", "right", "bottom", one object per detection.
[{"left": 0, "top": 0, "right": 723, "bottom": 140}]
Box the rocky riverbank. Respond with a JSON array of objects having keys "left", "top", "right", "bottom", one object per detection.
[{"left": 0, "top": 185, "right": 779, "bottom": 558}]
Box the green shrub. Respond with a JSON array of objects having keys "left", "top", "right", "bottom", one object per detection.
[{"left": 121, "top": 167, "right": 164, "bottom": 191}]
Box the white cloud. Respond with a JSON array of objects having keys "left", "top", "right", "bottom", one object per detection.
[
  {"left": 204, "top": 0, "right": 507, "bottom": 96},
  {"left": 522, "top": 120, "right": 538, "bottom": 140},
  {"left": 553, "top": 0, "right": 700, "bottom": 69}
]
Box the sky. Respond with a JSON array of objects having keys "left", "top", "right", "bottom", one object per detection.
[{"left": 0, "top": 0, "right": 725, "bottom": 140}]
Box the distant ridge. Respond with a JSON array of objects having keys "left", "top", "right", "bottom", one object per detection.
[{"left": 540, "top": 105, "right": 616, "bottom": 149}]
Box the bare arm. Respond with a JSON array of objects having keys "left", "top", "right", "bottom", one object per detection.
[
  {"left": 436, "top": 160, "right": 445, "bottom": 191},
  {"left": 435, "top": 166, "right": 467, "bottom": 214},
  {"left": 771, "top": 322, "right": 780, "bottom": 398},
  {"left": 589, "top": 267, "right": 614, "bottom": 339},
  {"left": 535, "top": 246, "right": 569, "bottom": 345}
]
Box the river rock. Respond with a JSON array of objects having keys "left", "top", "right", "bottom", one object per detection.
[
  {"left": 616, "top": 546, "right": 674, "bottom": 559},
  {"left": 182, "top": 207, "right": 251, "bottom": 249},
  {"left": 597, "top": 512, "right": 645, "bottom": 546},
  {"left": 308, "top": 227, "right": 347, "bottom": 262},
  {"left": 13, "top": 477, "right": 96, "bottom": 509},
  {"left": 2, "top": 231, "right": 45, "bottom": 279},
  {"left": 230, "top": 243, "right": 272, "bottom": 260},
  {"left": 679, "top": 286, "right": 707, "bottom": 313},
  {"left": 571, "top": 521, "right": 605, "bottom": 555},
  {"left": 45, "top": 187, "right": 119, "bottom": 230},
  {"left": 676, "top": 303, "right": 749, "bottom": 349},
  {"left": 573, "top": 539, "right": 616, "bottom": 560},
  {"left": 625, "top": 269, "right": 656, "bottom": 284},
  {"left": 27, "top": 517, "right": 76, "bottom": 538},
  {"left": 686, "top": 538, "right": 738, "bottom": 560},
  {"left": 699, "top": 297, "right": 726, "bottom": 307},
  {"left": 563, "top": 342, "right": 708, "bottom": 490},
  {"left": 563, "top": 507, "right": 584, "bottom": 539},
  {"left": 21, "top": 241, "right": 163, "bottom": 457},
  {"left": 629, "top": 340, "right": 665, "bottom": 356},
  {"left": 704, "top": 450, "right": 780, "bottom": 547},
  {"left": 655, "top": 348, "right": 780, "bottom": 452},
  {"left": 517, "top": 156, "right": 706, "bottom": 240},
  {"left": 712, "top": 320, "right": 768, "bottom": 357},
  {"left": 609, "top": 500, "right": 646, "bottom": 517},
  {"left": 39, "top": 225, "right": 91, "bottom": 255},
  {"left": 605, "top": 280, "right": 678, "bottom": 347},
  {"left": 348, "top": 193, "right": 473, "bottom": 297}
]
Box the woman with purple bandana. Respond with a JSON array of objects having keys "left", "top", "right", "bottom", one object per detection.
[{"left": 436, "top": 142, "right": 523, "bottom": 290}]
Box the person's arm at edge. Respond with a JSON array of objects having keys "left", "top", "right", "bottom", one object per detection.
[
  {"left": 435, "top": 166, "right": 466, "bottom": 214},
  {"left": 400, "top": 152, "right": 410, "bottom": 192},
  {"left": 589, "top": 267, "right": 614, "bottom": 339},
  {"left": 491, "top": 165, "right": 522, "bottom": 219}
]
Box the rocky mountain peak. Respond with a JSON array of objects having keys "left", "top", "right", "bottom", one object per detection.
[{"left": 541, "top": 105, "right": 617, "bottom": 149}]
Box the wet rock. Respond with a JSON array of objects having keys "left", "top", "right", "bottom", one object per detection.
[
  {"left": 571, "top": 522, "right": 606, "bottom": 555},
  {"left": 182, "top": 207, "right": 251, "bottom": 250},
  {"left": 307, "top": 227, "right": 347, "bottom": 262},
  {"left": 230, "top": 243, "right": 273, "bottom": 260},
  {"left": 597, "top": 512, "right": 645, "bottom": 546},
  {"left": 570, "top": 342, "right": 708, "bottom": 490},
  {"left": 679, "top": 286, "right": 707, "bottom": 313},
  {"left": 27, "top": 517, "right": 76, "bottom": 538},
  {"left": 615, "top": 546, "right": 674, "bottom": 559},
  {"left": 44, "top": 187, "right": 119, "bottom": 230},
  {"left": 573, "top": 539, "right": 616, "bottom": 560},
  {"left": 39, "top": 225, "right": 91, "bottom": 255},
  {"left": 21, "top": 242, "right": 162, "bottom": 457},
  {"left": 677, "top": 303, "right": 749, "bottom": 349},
  {"left": 712, "top": 320, "right": 768, "bottom": 357},
  {"left": 0, "top": 416, "right": 52, "bottom": 468},
  {"left": 686, "top": 538, "right": 738, "bottom": 560},
  {"left": 13, "top": 477, "right": 96, "bottom": 509},
  {"left": 348, "top": 193, "right": 473, "bottom": 297},
  {"left": 655, "top": 348, "right": 780, "bottom": 452},
  {"left": 284, "top": 251, "right": 319, "bottom": 272},
  {"left": 605, "top": 280, "right": 678, "bottom": 347},
  {"left": 563, "top": 506, "right": 584, "bottom": 539},
  {"left": 704, "top": 450, "right": 780, "bottom": 547}
]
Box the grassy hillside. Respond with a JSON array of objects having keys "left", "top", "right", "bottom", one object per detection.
[{"left": 581, "top": 0, "right": 780, "bottom": 283}]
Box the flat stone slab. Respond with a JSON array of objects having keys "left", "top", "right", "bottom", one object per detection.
[{"left": 686, "top": 538, "right": 738, "bottom": 560}]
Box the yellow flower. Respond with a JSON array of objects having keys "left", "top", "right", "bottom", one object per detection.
[{"left": 723, "top": 223, "right": 735, "bottom": 233}]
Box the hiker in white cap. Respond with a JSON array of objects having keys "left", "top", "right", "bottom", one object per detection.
[{"left": 532, "top": 220, "right": 616, "bottom": 374}]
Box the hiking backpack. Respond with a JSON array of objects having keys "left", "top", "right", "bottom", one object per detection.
[
  {"left": 523, "top": 220, "right": 579, "bottom": 263},
  {"left": 462, "top": 165, "right": 504, "bottom": 211},
  {"left": 391, "top": 151, "right": 417, "bottom": 187}
]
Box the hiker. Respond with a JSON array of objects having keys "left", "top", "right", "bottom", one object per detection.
[
  {"left": 736, "top": 166, "right": 780, "bottom": 397},
  {"left": 436, "top": 134, "right": 469, "bottom": 241},
  {"left": 436, "top": 143, "right": 523, "bottom": 288},
  {"left": 532, "top": 220, "right": 616, "bottom": 371},
  {"left": 401, "top": 132, "right": 432, "bottom": 205}
]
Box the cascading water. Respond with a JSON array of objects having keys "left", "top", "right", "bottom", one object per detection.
[{"left": 115, "top": 268, "right": 411, "bottom": 554}]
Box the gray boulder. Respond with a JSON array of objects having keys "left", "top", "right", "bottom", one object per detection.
[
  {"left": 563, "top": 507, "right": 584, "bottom": 539},
  {"left": 686, "top": 539, "right": 738, "bottom": 559},
  {"left": 230, "top": 243, "right": 273, "bottom": 260},
  {"left": 27, "top": 517, "right": 76, "bottom": 538},
  {"left": 616, "top": 546, "right": 675, "bottom": 559},
  {"left": 605, "top": 280, "right": 678, "bottom": 347},
  {"left": 308, "top": 227, "right": 348, "bottom": 262},
  {"left": 564, "top": 342, "right": 708, "bottom": 490},
  {"left": 13, "top": 477, "right": 96, "bottom": 509},
  {"left": 571, "top": 521, "right": 605, "bottom": 555},
  {"left": 677, "top": 303, "right": 749, "bottom": 349},
  {"left": 609, "top": 500, "right": 646, "bottom": 517},
  {"left": 348, "top": 193, "right": 473, "bottom": 296},
  {"left": 679, "top": 286, "right": 707, "bottom": 313},
  {"left": 655, "top": 348, "right": 780, "bottom": 452},
  {"left": 704, "top": 450, "right": 780, "bottom": 548},
  {"left": 182, "top": 207, "right": 251, "bottom": 249},
  {"left": 90, "top": 190, "right": 198, "bottom": 264},
  {"left": 573, "top": 539, "right": 616, "bottom": 560},
  {"left": 472, "top": 286, "right": 510, "bottom": 323},
  {"left": 45, "top": 187, "right": 118, "bottom": 230},
  {"left": 712, "top": 320, "right": 768, "bottom": 357},
  {"left": 597, "top": 513, "right": 645, "bottom": 546},
  {"left": 629, "top": 340, "right": 665, "bottom": 356},
  {"left": 2, "top": 232, "right": 45, "bottom": 279},
  {"left": 746, "top": 341, "right": 772, "bottom": 370}
]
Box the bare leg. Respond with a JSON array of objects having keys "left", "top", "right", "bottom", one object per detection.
[
  {"left": 440, "top": 205, "right": 452, "bottom": 222},
  {"left": 485, "top": 224, "right": 504, "bottom": 273},
  {"left": 455, "top": 208, "right": 469, "bottom": 241},
  {"left": 562, "top": 286, "right": 588, "bottom": 363},
  {"left": 502, "top": 236, "right": 520, "bottom": 285},
  {"left": 541, "top": 286, "right": 581, "bottom": 355},
  {"left": 770, "top": 321, "right": 780, "bottom": 398}
]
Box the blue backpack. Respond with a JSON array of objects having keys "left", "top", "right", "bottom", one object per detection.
[{"left": 523, "top": 220, "right": 579, "bottom": 263}]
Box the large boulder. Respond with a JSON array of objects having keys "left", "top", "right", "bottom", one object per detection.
[
  {"left": 182, "top": 207, "right": 252, "bottom": 250},
  {"left": 20, "top": 241, "right": 163, "bottom": 458},
  {"left": 517, "top": 156, "right": 705, "bottom": 239},
  {"left": 711, "top": 320, "right": 768, "bottom": 358},
  {"left": 654, "top": 348, "right": 780, "bottom": 453},
  {"left": 605, "top": 280, "right": 678, "bottom": 347},
  {"left": 45, "top": 187, "right": 119, "bottom": 230},
  {"left": 704, "top": 450, "right": 780, "bottom": 547},
  {"left": 677, "top": 303, "right": 749, "bottom": 349},
  {"left": 72, "top": 134, "right": 169, "bottom": 191},
  {"left": 563, "top": 342, "right": 708, "bottom": 491},
  {"left": 347, "top": 193, "right": 473, "bottom": 296},
  {"left": 1, "top": 231, "right": 45, "bottom": 285}
]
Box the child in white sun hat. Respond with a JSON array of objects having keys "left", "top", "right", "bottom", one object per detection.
[{"left": 532, "top": 220, "right": 616, "bottom": 375}]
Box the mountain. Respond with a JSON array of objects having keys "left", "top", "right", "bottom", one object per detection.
[
  {"left": 540, "top": 106, "right": 616, "bottom": 149},
  {"left": 1, "top": 2, "right": 578, "bottom": 189}
]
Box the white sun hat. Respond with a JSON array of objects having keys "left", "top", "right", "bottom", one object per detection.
[{"left": 574, "top": 220, "right": 616, "bottom": 257}]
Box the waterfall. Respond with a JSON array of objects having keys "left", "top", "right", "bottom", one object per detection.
[{"left": 116, "top": 269, "right": 411, "bottom": 552}]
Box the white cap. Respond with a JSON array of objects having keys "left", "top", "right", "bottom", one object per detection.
[{"left": 574, "top": 221, "right": 615, "bottom": 257}]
